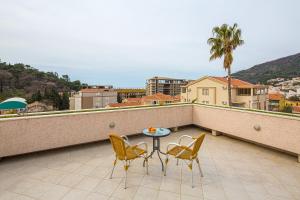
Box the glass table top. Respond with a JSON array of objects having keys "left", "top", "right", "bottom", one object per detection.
[{"left": 142, "top": 128, "right": 171, "bottom": 137}]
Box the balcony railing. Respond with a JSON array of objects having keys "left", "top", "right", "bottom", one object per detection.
[{"left": 1, "top": 103, "right": 300, "bottom": 162}]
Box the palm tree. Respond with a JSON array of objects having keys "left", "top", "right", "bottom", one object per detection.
[{"left": 207, "top": 23, "right": 244, "bottom": 106}]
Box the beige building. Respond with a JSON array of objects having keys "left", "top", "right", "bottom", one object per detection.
[
  {"left": 146, "top": 76, "right": 188, "bottom": 96},
  {"left": 69, "top": 87, "right": 117, "bottom": 110},
  {"left": 181, "top": 76, "right": 268, "bottom": 110}
]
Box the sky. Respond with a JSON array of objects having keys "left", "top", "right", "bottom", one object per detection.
[{"left": 1, "top": 0, "right": 300, "bottom": 87}]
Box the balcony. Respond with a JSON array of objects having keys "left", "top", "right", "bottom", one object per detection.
[{"left": 1, "top": 104, "right": 300, "bottom": 200}]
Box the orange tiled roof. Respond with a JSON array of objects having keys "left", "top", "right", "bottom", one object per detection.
[
  {"left": 268, "top": 93, "right": 284, "bottom": 101},
  {"left": 108, "top": 102, "right": 142, "bottom": 108},
  {"left": 185, "top": 76, "right": 263, "bottom": 88},
  {"left": 174, "top": 95, "right": 181, "bottom": 101},
  {"left": 142, "top": 93, "right": 175, "bottom": 101},
  {"left": 211, "top": 76, "right": 255, "bottom": 88},
  {"left": 126, "top": 98, "right": 142, "bottom": 102}
]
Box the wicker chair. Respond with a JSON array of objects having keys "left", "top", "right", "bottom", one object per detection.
[
  {"left": 109, "top": 134, "right": 148, "bottom": 189},
  {"left": 164, "top": 133, "right": 205, "bottom": 187}
]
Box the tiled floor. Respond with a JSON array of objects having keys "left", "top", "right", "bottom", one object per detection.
[{"left": 0, "top": 126, "right": 300, "bottom": 200}]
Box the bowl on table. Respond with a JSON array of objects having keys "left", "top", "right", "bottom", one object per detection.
[{"left": 148, "top": 127, "right": 156, "bottom": 133}]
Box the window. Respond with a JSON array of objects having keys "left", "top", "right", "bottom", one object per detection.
[
  {"left": 182, "top": 88, "right": 187, "bottom": 93},
  {"left": 237, "top": 88, "right": 251, "bottom": 96},
  {"left": 202, "top": 88, "right": 209, "bottom": 96}
]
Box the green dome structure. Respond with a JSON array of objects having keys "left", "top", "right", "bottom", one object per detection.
[{"left": 0, "top": 97, "right": 27, "bottom": 110}]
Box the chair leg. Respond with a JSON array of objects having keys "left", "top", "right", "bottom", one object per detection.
[
  {"left": 189, "top": 160, "right": 194, "bottom": 188},
  {"left": 164, "top": 156, "right": 169, "bottom": 176},
  {"left": 124, "top": 160, "right": 129, "bottom": 189},
  {"left": 196, "top": 157, "right": 204, "bottom": 177},
  {"left": 145, "top": 157, "right": 149, "bottom": 175},
  {"left": 110, "top": 158, "right": 117, "bottom": 179}
]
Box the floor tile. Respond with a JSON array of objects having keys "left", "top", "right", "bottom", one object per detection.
[
  {"left": 133, "top": 186, "right": 159, "bottom": 200},
  {"left": 157, "top": 190, "right": 180, "bottom": 200},
  {"left": 94, "top": 178, "right": 121, "bottom": 196},
  {"left": 39, "top": 185, "right": 70, "bottom": 200},
  {"left": 1, "top": 127, "right": 299, "bottom": 200},
  {"left": 85, "top": 192, "right": 110, "bottom": 200},
  {"left": 74, "top": 177, "right": 101, "bottom": 191},
  {"left": 61, "top": 189, "right": 89, "bottom": 200},
  {"left": 58, "top": 173, "right": 85, "bottom": 187}
]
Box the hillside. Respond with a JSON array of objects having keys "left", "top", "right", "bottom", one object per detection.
[
  {"left": 0, "top": 60, "right": 84, "bottom": 109},
  {"left": 233, "top": 53, "right": 300, "bottom": 84}
]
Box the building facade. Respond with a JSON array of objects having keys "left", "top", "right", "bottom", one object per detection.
[
  {"left": 146, "top": 76, "right": 188, "bottom": 96},
  {"left": 181, "top": 76, "right": 268, "bottom": 110},
  {"left": 69, "top": 86, "right": 117, "bottom": 110},
  {"left": 115, "top": 88, "right": 146, "bottom": 103},
  {"left": 284, "top": 100, "right": 300, "bottom": 107},
  {"left": 268, "top": 93, "right": 285, "bottom": 111}
]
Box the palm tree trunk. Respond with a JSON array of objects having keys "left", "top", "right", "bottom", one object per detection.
[{"left": 227, "top": 67, "right": 232, "bottom": 106}]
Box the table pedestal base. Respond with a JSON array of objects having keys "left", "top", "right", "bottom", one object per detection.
[{"left": 144, "top": 137, "right": 166, "bottom": 171}]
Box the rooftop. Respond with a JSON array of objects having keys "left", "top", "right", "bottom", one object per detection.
[
  {"left": 0, "top": 127, "right": 300, "bottom": 200},
  {"left": 142, "top": 93, "right": 175, "bottom": 102},
  {"left": 269, "top": 93, "right": 285, "bottom": 101},
  {"left": 80, "top": 88, "right": 115, "bottom": 93},
  {"left": 211, "top": 76, "right": 255, "bottom": 88},
  {"left": 115, "top": 89, "right": 146, "bottom": 93},
  {"left": 185, "top": 76, "right": 266, "bottom": 89},
  {"left": 148, "top": 76, "right": 186, "bottom": 80},
  {"left": 125, "top": 98, "right": 142, "bottom": 102}
]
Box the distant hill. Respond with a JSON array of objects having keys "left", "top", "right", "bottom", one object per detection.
[
  {"left": 232, "top": 53, "right": 300, "bottom": 84},
  {"left": 0, "top": 60, "right": 84, "bottom": 109}
]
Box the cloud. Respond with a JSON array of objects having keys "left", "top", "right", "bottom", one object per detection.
[{"left": 1, "top": 0, "right": 300, "bottom": 87}]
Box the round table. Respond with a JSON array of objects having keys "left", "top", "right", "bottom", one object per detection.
[{"left": 143, "top": 128, "right": 171, "bottom": 171}]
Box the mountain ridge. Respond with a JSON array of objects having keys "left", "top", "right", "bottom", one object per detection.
[{"left": 232, "top": 53, "right": 300, "bottom": 84}]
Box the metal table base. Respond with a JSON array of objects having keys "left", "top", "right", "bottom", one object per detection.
[{"left": 144, "top": 137, "right": 166, "bottom": 171}]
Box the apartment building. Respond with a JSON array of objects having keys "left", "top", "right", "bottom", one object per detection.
[
  {"left": 115, "top": 88, "right": 146, "bottom": 103},
  {"left": 181, "top": 76, "right": 268, "bottom": 110},
  {"left": 69, "top": 86, "right": 117, "bottom": 110},
  {"left": 146, "top": 76, "right": 188, "bottom": 96}
]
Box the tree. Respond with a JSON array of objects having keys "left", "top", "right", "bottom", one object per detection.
[
  {"left": 60, "top": 92, "right": 70, "bottom": 110},
  {"left": 31, "top": 90, "right": 42, "bottom": 102},
  {"left": 48, "top": 88, "right": 61, "bottom": 109},
  {"left": 69, "top": 80, "right": 82, "bottom": 91},
  {"left": 207, "top": 23, "right": 244, "bottom": 106},
  {"left": 62, "top": 75, "right": 70, "bottom": 82}
]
